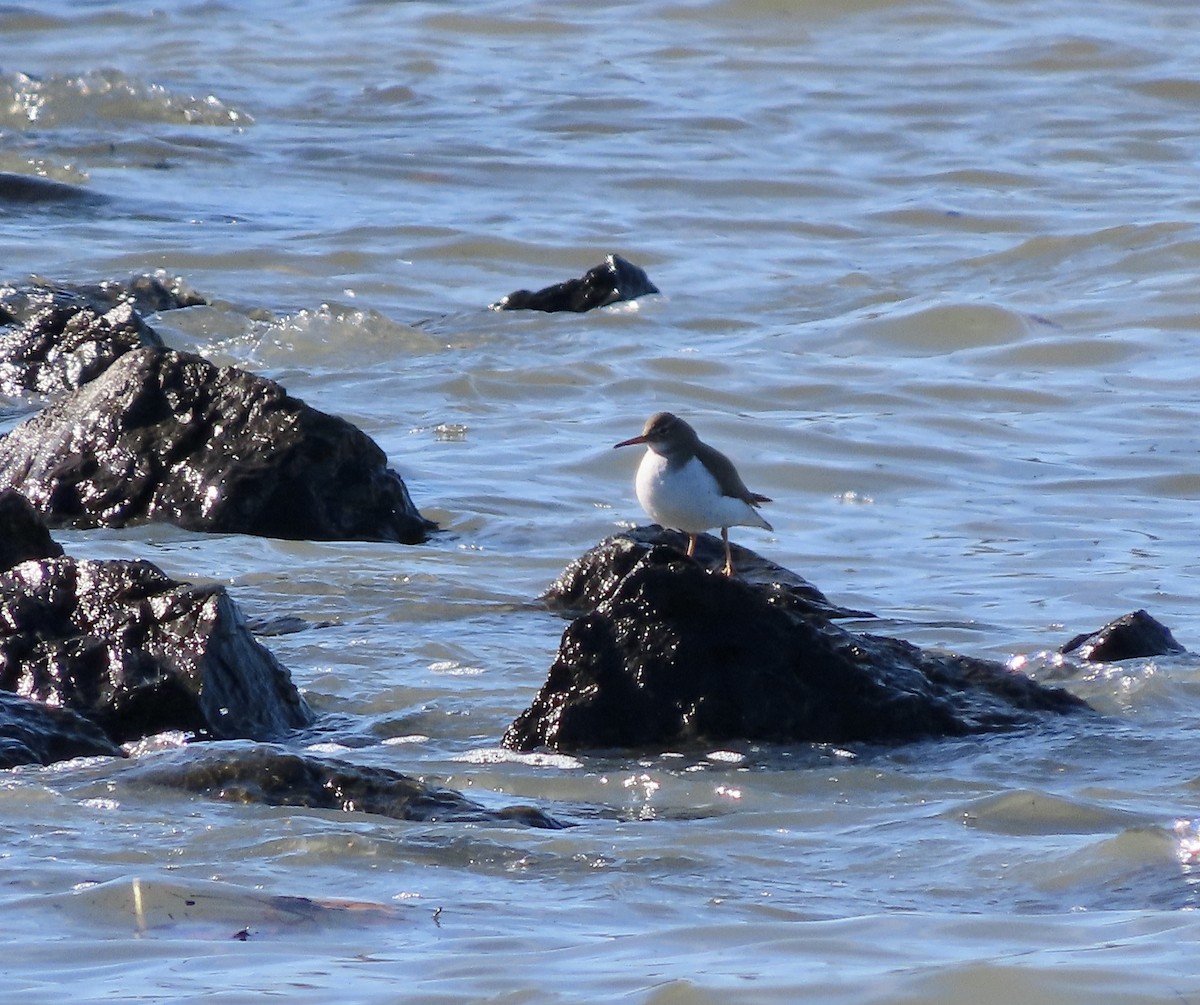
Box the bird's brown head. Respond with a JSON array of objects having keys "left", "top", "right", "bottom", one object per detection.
[{"left": 613, "top": 411, "right": 698, "bottom": 456}]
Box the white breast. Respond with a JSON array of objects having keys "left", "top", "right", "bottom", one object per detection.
[{"left": 634, "top": 451, "right": 770, "bottom": 533}]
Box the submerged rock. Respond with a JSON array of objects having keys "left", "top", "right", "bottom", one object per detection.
[
  {"left": 0, "top": 488, "right": 63, "bottom": 571},
  {"left": 1061, "top": 610, "right": 1186, "bottom": 662},
  {"left": 0, "top": 554, "right": 314, "bottom": 745},
  {"left": 0, "top": 689, "right": 123, "bottom": 768},
  {"left": 0, "top": 346, "right": 435, "bottom": 542},
  {"left": 491, "top": 254, "right": 659, "bottom": 313},
  {"left": 504, "top": 535, "right": 1090, "bottom": 752},
  {"left": 129, "top": 742, "right": 568, "bottom": 829},
  {"left": 52, "top": 273, "right": 207, "bottom": 317},
  {"left": 0, "top": 171, "right": 105, "bottom": 207},
  {"left": 0, "top": 274, "right": 202, "bottom": 397}
]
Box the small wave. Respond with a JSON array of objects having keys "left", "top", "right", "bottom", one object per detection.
[
  {"left": 839, "top": 302, "right": 1035, "bottom": 356},
  {"left": 948, "top": 788, "right": 1151, "bottom": 835},
  {"left": 0, "top": 69, "right": 251, "bottom": 129},
  {"left": 158, "top": 300, "right": 443, "bottom": 372},
  {"left": 29, "top": 876, "right": 399, "bottom": 938}
]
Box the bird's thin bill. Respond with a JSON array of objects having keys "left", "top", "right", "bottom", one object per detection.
[{"left": 613, "top": 435, "right": 647, "bottom": 449}]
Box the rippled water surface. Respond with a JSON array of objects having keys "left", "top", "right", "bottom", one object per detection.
[{"left": 4, "top": 0, "right": 1200, "bottom": 1001}]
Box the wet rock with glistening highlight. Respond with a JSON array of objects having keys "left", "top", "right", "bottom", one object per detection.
[
  {"left": 0, "top": 346, "right": 436, "bottom": 542},
  {"left": 544, "top": 527, "right": 872, "bottom": 620},
  {"left": 0, "top": 554, "right": 315, "bottom": 745},
  {"left": 504, "top": 533, "right": 1091, "bottom": 752},
  {"left": 491, "top": 254, "right": 659, "bottom": 313},
  {"left": 0, "top": 274, "right": 201, "bottom": 396},
  {"left": 1060, "top": 609, "right": 1187, "bottom": 662}
]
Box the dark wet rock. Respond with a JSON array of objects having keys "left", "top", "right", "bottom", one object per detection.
[
  {"left": 491, "top": 254, "right": 659, "bottom": 313},
  {"left": 0, "top": 346, "right": 436, "bottom": 542},
  {"left": 0, "top": 495, "right": 311, "bottom": 762},
  {"left": 1061, "top": 610, "right": 1186, "bottom": 662},
  {"left": 0, "top": 488, "right": 63, "bottom": 571},
  {"left": 53, "top": 273, "right": 207, "bottom": 317},
  {"left": 0, "top": 555, "right": 314, "bottom": 745},
  {"left": 129, "top": 742, "right": 568, "bottom": 829},
  {"left": 0, "top": 171, "right": 105, "bottom": 207},
  {"left": 505, "top": 542, "right": 1090, "bottom": 752},
  {"left": 0, "top": 280, "right": 167, "bottom": 396},
  {"left": 545, "top": 527, "right": 872, "bottom": 620},
  {"left": 0, "top": 689, "right": 123, "bottom": 768}
]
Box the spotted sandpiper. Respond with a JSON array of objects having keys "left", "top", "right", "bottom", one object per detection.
[{"left": 613, "top": 411, "right": 773, "bottom": 576}]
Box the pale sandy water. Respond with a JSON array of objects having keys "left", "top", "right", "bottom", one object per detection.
[{"left": 3, "top": 0, "right": 1200, "bottom": 1001}]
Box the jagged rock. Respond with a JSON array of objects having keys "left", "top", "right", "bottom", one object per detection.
[
  {"left": 545, "top": 527, "right": 872, "bottom": 620},
  {"left": 491, "top": 254, "right": 659, "bottom": 313},
  {"left": 0, "top": 488, "right": 63, "bottom": 571},
  {"left": 504, "top": 542, "right": 1090, "bottom": 752},
  {"left": 1061, "top": 610, "right": 1186, "bottom": 662},
  {"left": 128, "top": 742, "right": 568, "bottom": 829},
  {"left": 0, "top": 555, "right": 314, "bottom": 745},
  {"left": 0, "top": 689, "right": 123, "bottom": 768},
  {"left": 0, "top": 278, "right": 181, "bottom": 396},
  {"left": 0, "top": 346, "right": 435, "bottom": 542}
]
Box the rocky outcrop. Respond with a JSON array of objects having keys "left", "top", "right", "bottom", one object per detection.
[
  {"left": 0, "top": 346, "right": 435, "bottom": 542},
  {"left": 128, "top": 743, "right": 567, "bottom": 828},
  {"left": 491, "top": 254, "right": 659, "bottom": 313},
  {"left": 1061, "top": 609, "right": 1186, "bottom": 662},
  {"left": 0, "top": 274, "right": 201, "bottom": 396},
  {"left": 504, "top": 532, "right": 1090, "bottom": 752},
  {"left": 0, "top": 552, "right": 314, "bottom": 746}
]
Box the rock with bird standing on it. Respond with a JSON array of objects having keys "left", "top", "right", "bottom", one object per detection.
[{"left": 503, "top": 532, "right": 1092, "bottom": 753}]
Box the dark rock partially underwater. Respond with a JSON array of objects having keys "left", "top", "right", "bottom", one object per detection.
[
  {"left": 0, "top": 492, "right": 313, "bottom": 764},
  {"left": 0, "top": 171, "right": 106, "bottom": 207},
  {"left": 129, "top": 742, "right": 567, "bottom": 829},
  {"left": 0, "top": 553, "right": 314, "bottom": 746},
  {"left": 0, "top": 346, "right": 435, "bottom": 543},
  {"left": 0, "top": 274, "right": 201, "bottom": 397},
  {"left": 491, "top": 254, "right": 659, "bottom": 313},
  {"left": 1060, "top": 609, "right": 1187, "bottom": 663},
  {"left": 504, "top": 529, "right": 1091, "bottom": 752},
  {"left": 0, "top": 499, "right": 564, "bottom": 830},
  {"left": 0, "top": 689, "right": 123, "bottom": 768},
  {"left": 0, "top": 494, "right": 110, "bottom": 767}
]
